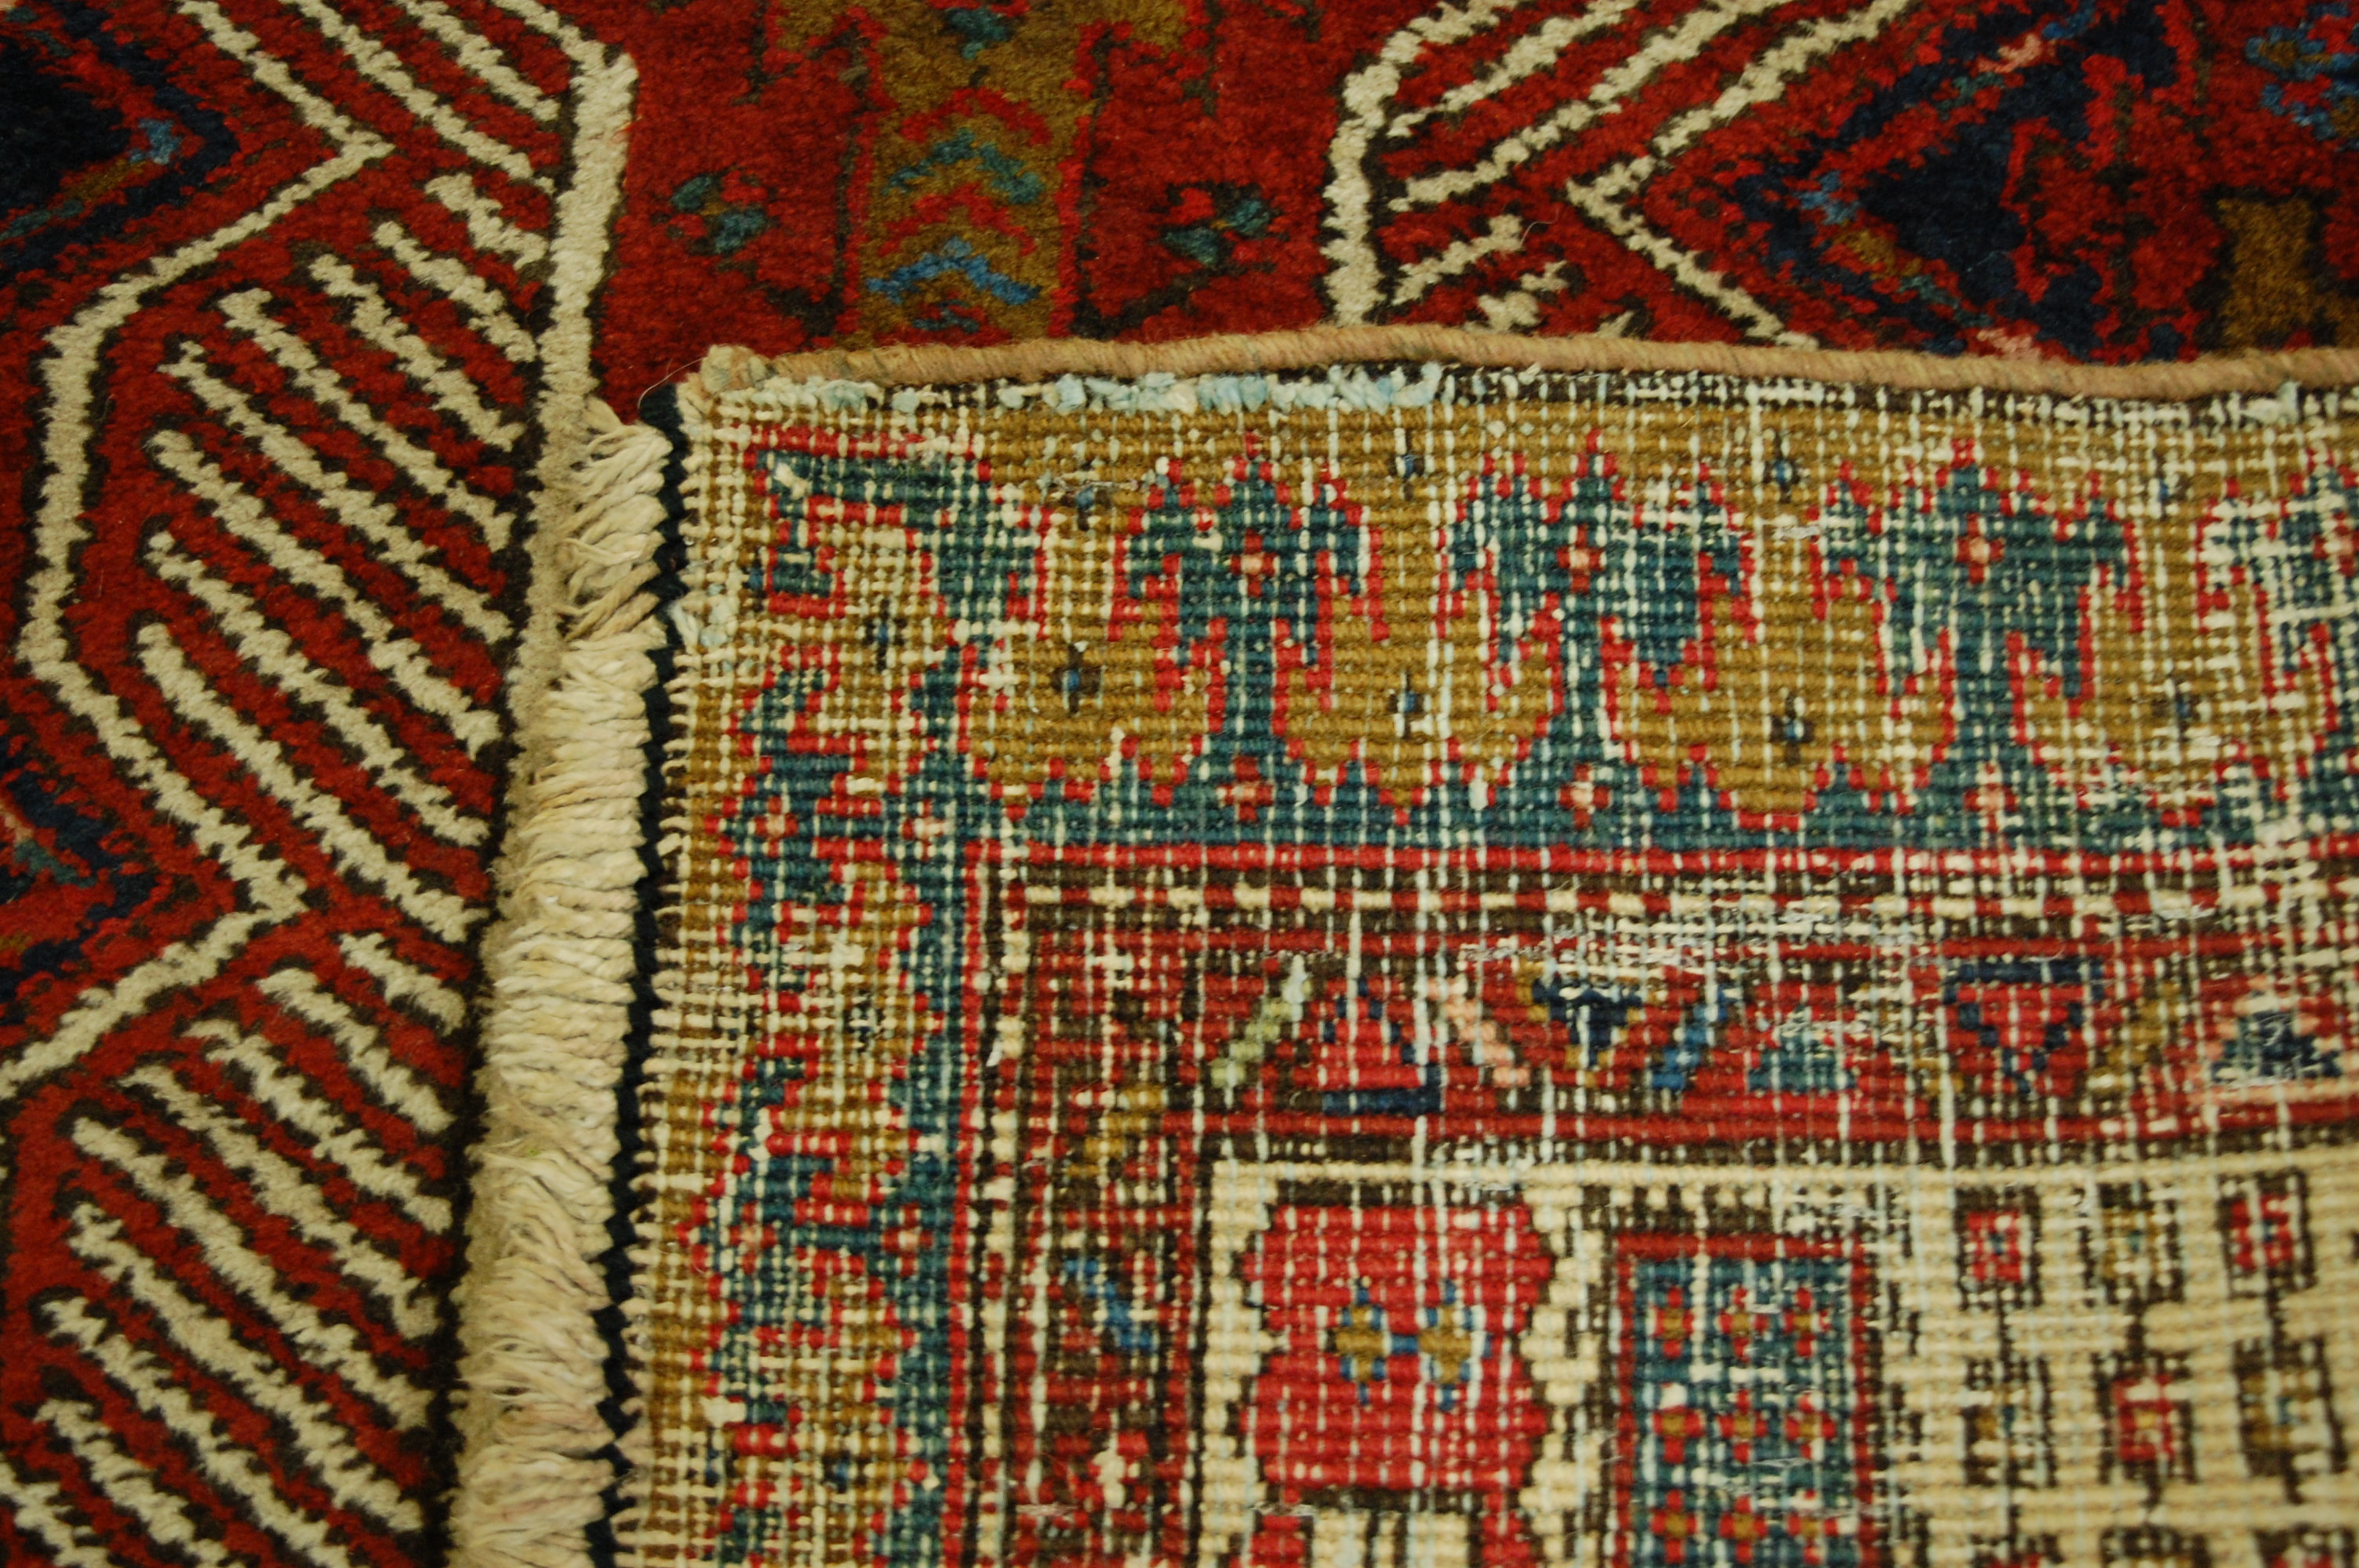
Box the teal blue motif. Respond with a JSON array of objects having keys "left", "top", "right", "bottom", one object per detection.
[
  {"left": 1627, "top": 1252, "right": 1863, "bottom": 1568},
  {"left": 681, "top": 373, "right": 2359, "bottom": 1565},
  {"left": 868, "top": 235, "right": 1040, "bottom": 307}
]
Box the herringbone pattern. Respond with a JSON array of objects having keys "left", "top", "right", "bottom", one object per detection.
[{"left": 0, "top": 0, "right": 629, "bottom": 1562}]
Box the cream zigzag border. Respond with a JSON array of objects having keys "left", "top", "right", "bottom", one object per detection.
[
  {"left": 461, "top": 330, "right": 2359, "bottom": 1567},
  {"left": 0, "top": 0, "right": 633, "bottom": 1562}
]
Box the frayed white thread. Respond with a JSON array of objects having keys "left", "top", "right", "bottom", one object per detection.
[{"left": 451, "top": 399, "right": 668, "bottom": 1568}]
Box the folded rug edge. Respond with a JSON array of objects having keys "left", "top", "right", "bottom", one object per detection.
[
  {"left": 450, "top": 399, "right": 674, "bottom": 1568},
  {"left": 447, "top": 327, "right": 2359, "bottom": 1568},
  {"left": 702, "top": 325, "right": 2359, "bottom": 401}
]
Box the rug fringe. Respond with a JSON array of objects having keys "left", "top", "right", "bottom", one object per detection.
[{"left": 451, "top": 399, "right": 669, "bottom": 1568}]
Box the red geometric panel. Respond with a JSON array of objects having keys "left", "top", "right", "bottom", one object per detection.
[{"left": 1239, "top": 1199, "right": 1553, "bottom": 1563}]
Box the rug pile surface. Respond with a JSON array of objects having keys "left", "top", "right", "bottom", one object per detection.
[
  {"left": 0, "top": 5, "right": 631, "bottom": 1566},
  {"left": 593, "top": 0, "right": 2359, "bottom": 374},
  {"left": 471, "top": 332, "right": 2359, "bottom": 1567}
]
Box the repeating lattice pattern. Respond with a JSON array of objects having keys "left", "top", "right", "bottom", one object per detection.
[{"left": 626, "top": 365, "right": 2359, "bottom": 1566}]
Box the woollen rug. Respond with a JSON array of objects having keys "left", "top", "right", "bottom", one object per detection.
[
  {"left": 1, "top": 5, "right": 2358, "bottom": 1568},
  {"left": 473, "top": 330, "right": 2359, "bottom": 1568}
]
